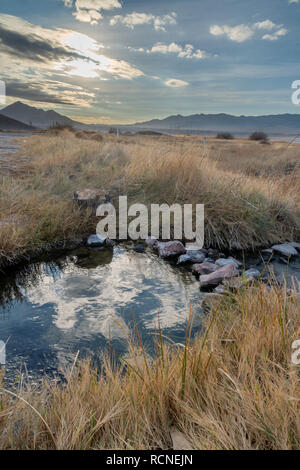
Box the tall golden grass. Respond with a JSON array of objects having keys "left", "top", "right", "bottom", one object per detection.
[
  {"left": 0, "top": 283, "right": 299, "bottom": 450},
  {"left": 0, "top": 132, "right": 299, "bottom": 265}
]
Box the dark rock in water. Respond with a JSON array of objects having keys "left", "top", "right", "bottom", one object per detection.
[
  {"left": 177, "top": 251, "right": 205, "bottom": 265},
  {"left": 133, "top": 244, "right": 145, "bottom": 253},
  {"left": 73, "top": 189, "right": 111, "bottom": 215},
  {"left": 199, "top": 264, "right": 239, "bottom": 288},
  {"left": 87, "top": 234, "right": 107, "bottom": 247},
  {"left": 271, "top": 244, "right": 298, "bottom": 257},
  {"left": 155, "top": 241, "right": 186, "bottom": 259}
]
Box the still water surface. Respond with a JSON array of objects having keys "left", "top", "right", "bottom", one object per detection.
[{"left": 0, "top": 246, "right": 203, "bottom": 381}]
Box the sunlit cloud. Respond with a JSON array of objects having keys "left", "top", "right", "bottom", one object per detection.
[
  {"left": 0, "top": 13, "right": 143, "bottom": 79},
  {"left": 63, "top": 0, "right": 122, "bottom": 25},
  {"left": 110, "top": 12, "right": 177, "bottom": 31},
  {"left": 165, "top": 79, "right": 189, "bottom": 88},
  {"left": 148, "top": 42, "right": 208, "bottom": 59}
]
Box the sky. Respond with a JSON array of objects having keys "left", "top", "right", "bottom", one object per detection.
[{"left": 0, "top": 0, "right": 300, "bottom": 124}]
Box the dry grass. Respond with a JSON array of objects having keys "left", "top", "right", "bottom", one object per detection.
[
  {"left": 0, "top": 283, "right": 299, "bottom": 450},
  {"left": 0, "top": 132, "right": 299, "bottom": 450},
  {"left": 0, "top": 131, "right": 299, "bottom": 264}
]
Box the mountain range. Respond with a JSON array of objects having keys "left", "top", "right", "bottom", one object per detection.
[
  {"left": 1, "top": 101, "right": 300, "bottom": 136},
  {"left": 0, "top": 101, "right": 87, "bottom": 130},
  {"left": 134, "top": 113, "right": 300, "bottom": 135}
]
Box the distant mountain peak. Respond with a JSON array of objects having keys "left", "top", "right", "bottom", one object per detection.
[{"left": 0, "top": 101, "right": 86, "bottom": 130}]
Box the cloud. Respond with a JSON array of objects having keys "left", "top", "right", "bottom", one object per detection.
[
  {"left": 210, "top": 24, "right": 254, "bottom": 42},
  {"left": 0, "top": 14, "right": 143, "bottom": 80},
  {"left": 128, "top": 46, "right": 145, "bottom": 52},
  {"left": 210, "top": 19, "right": 287, "bottom": 42},
  {"left": 148, "top": 42, "right": 208, "bottom": 59},
  {"left": 262, "top": 28, "right": 288, "bottom": 41},
  {"left": 110, "top": 12, "right": 177, "bottom": 32},
  {"left": 5, "top": 79, "right": 95, "bottom": 106},
  {"left": 0, "top": 24, "right": 85, "bottom": 64},
  {"left": 63, "top": 0, "right": 122, "bottom": 24},
  {"left": 288, "top": 0, "right": 299, "bottom": 4},
  {"left": 165, "top": 79, "right": 189, "bottom": 88},
  {"left": 253, "top": 20, "right": 277, "bottom": 30},
  {"left": 0, "top": 14, "right": 144, "bottom": 106}
]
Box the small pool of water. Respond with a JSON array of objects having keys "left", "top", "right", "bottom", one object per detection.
[{"left": 0, "top": 246, "right": 203, "bottom": 382}]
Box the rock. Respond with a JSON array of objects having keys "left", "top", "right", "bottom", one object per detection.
[
  {"left": 73, "top": 189, "right": 111, "bottom": 215},
  {"left": 279, "top": 257, "right": 289, "bottom": 265},
  {"left": 186, "top": 244, "right": 207, "bottom": 254},
  {"left": 87, "top": 234, "right": 107, "bottom": 247},
  {"left": 105, "top": 239, "right": 116, "bottom": 248},
  {"left": 192, "top": 262, "right": 218, "bottom": 275},
  {"left": 271, "top": 243, "right": 298, "bottom": 257},
  {"left": 204, "top": 257, "right": 214, "bottom": 263},
  {"left": 201, "top": 293, "right": 225, "bottom": 312},
  {"left": 177, "top": 251, "right": 205, "bottom": 265},
  {"left": 145, "top": 237, "right": 157, "bottom": 247},
  {"left": 289, "top": 242, "right": 300, "bottom": 250},
  {"left": 244, "top": 268, "right": 261, "bottom": 279},
  {"left": 177, "top": 254, "right": 192, "bottom": 265},
  {"left": 170, "top": 427, "right": 193, "bottom": 451},
  {"left": 133, "top": 244, "right": 145, "bottom": 253},
  {"left": 206, "top": 249, "right": 220, "bottom": 260},
  {"left": 155, "top": 241, "right": 186, "bottom": 259},
  {"left": 189, "top": 251, "right": 206, "bottom": 263},
  {"left": 199, "top": 264, "right": 239, "bottom": 288},
  {"left": 261, "top": 249, "right": 273, "bottom": 255},
  {"left": 214, "top": 285, "right": 228, "bottom": 294},
  {"left": 215, "top": 257, "right": 240, "bottom": 269},
  {"left": 223, "top": 276, "right": 256, "bottom": 290}
]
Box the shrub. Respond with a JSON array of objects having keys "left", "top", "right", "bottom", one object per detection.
[
  {"left": 216, "top": 132, "right": 234, "bottom": 140},
  {"left": 47, "top": 122, "right": 75, "bottom": 136},
  {"left": 249, "top": 131, "right": 269, "bottom": 142}
]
